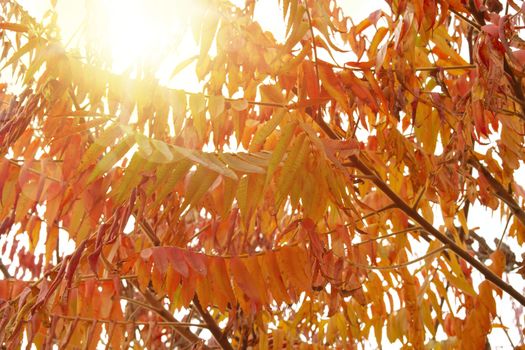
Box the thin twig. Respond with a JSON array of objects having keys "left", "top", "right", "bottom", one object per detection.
[
  {"left": 349, "top": 246, "right": 447, "bottom": 271},
  {"left": 48, "top": 314, "right": 208, "bottom": 327},
  {"left": 449, "top": 8, "right": 481, "bottom": 30},
  {"left": 496, "top": 314, "right": 516, "bottom": 348},
  {"left": 119, "top": 296, "right": 160, "bottom": 311},
  {"left": 130, "top": 281, "right": 208, "bottom": 349},
  {"left": 353, "top": 226, "right": 424, "bottom": 246},
  {"left": 497, "top": 214, "right": 513, "bottom": 251},
  {"left": 350, "top": 155, "right": 525, "bottom": 306}
]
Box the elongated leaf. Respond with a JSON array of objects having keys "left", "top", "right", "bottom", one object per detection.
[
  {"left": 2, "top": 37, "right": 42, "bottom": 70},
  {"left": 113, "top": 152, "right": 150, "bottom": 204},
  {"left": 276, "top": 133, "right": 309, "bottom": 205},
  {"left": 171, "top": 55, "right": 197, "bottom": 78},
  {"left": 208, "top": 95, "right": 225, "bottom": 119},
  {"left": 173, "top": 145, "right": 238, "bottom": 180},
  {"left": 87, "top": 135, "right": 133, "bottom": 184},
  {"left": 189, "top": 93, "right": 207, "bottom": 139},
  {"left": 266, "top": 121, "right": 296, "bottom": 184},
  {"left": 219, "top": 153, "right": 265, "bottom": 174},
  {"left": 179, "top": 165, "right": 219, "bottom": 213},
  {"left": 318, "top": 63, "right": 351, "bottom": 113},
  {"left": 150, "top": 158, "right": 192, "bottom": 209},
  {"left": 249, "top": 110, "right": 286, "bottom": 152},
  {"left": 79, "top": 124, "right": 123, "bottom": 172}
]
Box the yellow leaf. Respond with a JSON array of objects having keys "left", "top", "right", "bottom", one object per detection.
[
  {"left": 189, "top": 93, "right": 207, "bottom": 139},
  {"left": 45, "top": 226, "right": 59, "bottom": 264},
  {"left": 415, "top": 104, "right": 439, "bottom": 153},
  {"left": 259, "top": 84, "right": 285, "bottom": 105},
  {"left": 318, "top": 63, "right": 350, "bottom": 113},
  {"left": 79, "top": 124, "right": 123, "bottom": 172},
  {"left": 169, "top": 89, "right": 187, "bottom": 134},
  {"left": 276, "top": 133, "right": 309, "bottom": 206},
  {"left": 28, "top": 218, "right": 41, "bottom": 253},
  {"left": 219, "top": 153, "right": 265, "bottom": 174},
  {"left": 231, "top": 98, "right": 248, "bottom": 111},
  {"left": 208, "top": 95, "right": 225, "bottom": 119},
  {"left": 173, "top": 146, "right": 238, "bottom": 180},
  {"left": 249, "top": 110, "right": 286, "bottom": 152},
  {"left": 87, "top": 135, "right": 133, "bottom": 184},
  {"left": 179, "top": 166, "right": 219, "bottom": 213}
]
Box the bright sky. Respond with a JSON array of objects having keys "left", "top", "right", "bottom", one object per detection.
[{"left": 7, "top": 0, "right": 525, "bottom": 348}]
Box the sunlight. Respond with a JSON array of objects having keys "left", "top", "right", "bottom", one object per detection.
[{"left": 87, "top": 0, "right": 191, "bottom": 72}]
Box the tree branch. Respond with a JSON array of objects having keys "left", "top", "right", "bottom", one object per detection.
[
  {"left": 193, "top": 296, "right": 234, "bottom": 350},
  {"left": 469, "top": 157, "right": 525, "bottom": 228},
  {"left": 130, "top": 281, "right": 209, "bottom": 349},
  {"left": 302, "top": 83, "right": 525, "bottom": 305},
  {"left": 349, "top": 155, "right": 525, "bottom": 306}
]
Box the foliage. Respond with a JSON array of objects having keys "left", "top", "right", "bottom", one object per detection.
[{"left": 1, "top": 0, "right": 525, "bottom": 348}]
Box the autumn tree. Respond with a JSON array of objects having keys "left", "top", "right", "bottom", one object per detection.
[{"left": 1, "top": 0, "right": 525, "bottom": 348}]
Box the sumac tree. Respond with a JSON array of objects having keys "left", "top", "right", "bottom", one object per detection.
[{"left": 1, "top": 0, "right": 525, "bottom": 348}]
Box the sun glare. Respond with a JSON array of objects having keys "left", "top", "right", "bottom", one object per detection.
[{"left": 87, "top": 0, "right": 192, "bottom": 73}]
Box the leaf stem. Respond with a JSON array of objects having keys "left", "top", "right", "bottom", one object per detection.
[
  {"left": 348, "top": 246, "right": 446, "bottom": 270},
  {"left": 48, "top": 314, "right": 208, "bottom": 327}
]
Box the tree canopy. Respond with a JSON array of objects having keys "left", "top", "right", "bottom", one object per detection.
[{"left": 1, "top": 0, "right": 525, "bottom": 348}]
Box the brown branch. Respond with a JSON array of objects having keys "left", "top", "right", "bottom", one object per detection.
[
  {"left": 131, "top": 281, "right": 209, "bottom": 349},
  {"left": 0, "top": 260, "right": 11, "bottom": 278},
  {"left": 349, "top": 155, "right": 525, "bottom": 306},
  {"left": 138, "top": 220, "right": 233, "bottom": 349},
  {"left": 449, "top": 8, "right": 482, "bottom": 30},
  {"left": 298, "top": 53, "right": 525, "bottom": 305},
  {"left": 329, "top": 60, "right": 477, "bottom": 72},
  {"left": 129, "top": 221, "right": 212, "bottom": 348},
  {"left": 469, "top": 157, "right": 525, "bottom": 228},
  {"left": 138, "top": 220, "right": 161, "bottom": 246},
  {"left": 193, "top": 296, "right": 234, "bottom": 350}
]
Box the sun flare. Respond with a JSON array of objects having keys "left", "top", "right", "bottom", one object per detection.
[{"left": 86, "top": 0, "right": 193, "bottom": 73}]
